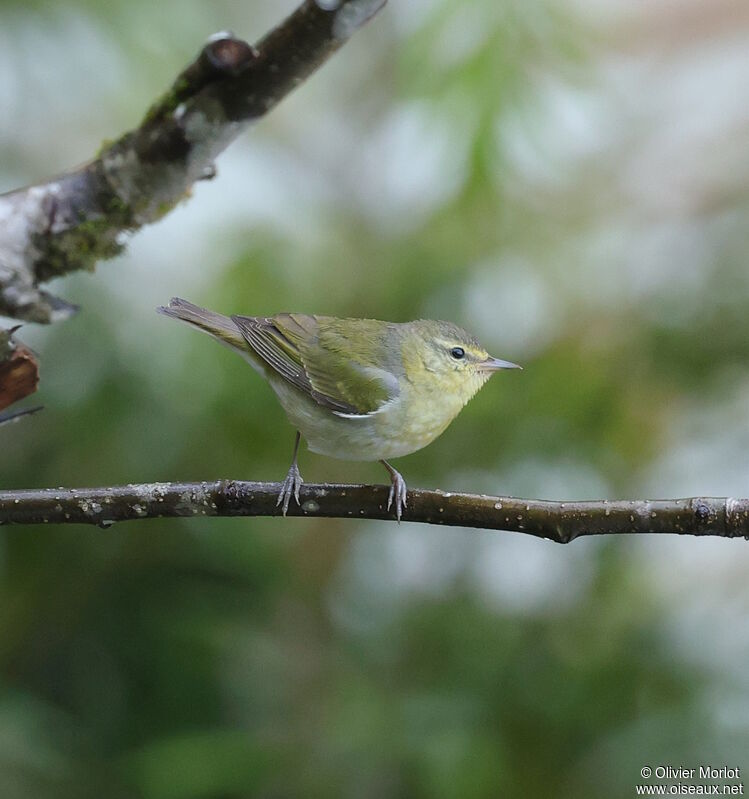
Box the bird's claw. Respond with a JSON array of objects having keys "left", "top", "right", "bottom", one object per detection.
[
  {"left": 277, "top": 462, "right": 303, "bottom": 516},
  {"left": 386, "top": 470, "right": 408, "bottom": 522}
]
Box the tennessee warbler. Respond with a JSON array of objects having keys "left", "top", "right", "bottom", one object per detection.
[{"left": 157, "top": 298, "right": 521, "bottom": 519}]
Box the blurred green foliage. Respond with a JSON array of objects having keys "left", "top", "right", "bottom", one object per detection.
[{"left": 2, "top": 0, "right": 749, "bottom": 796}]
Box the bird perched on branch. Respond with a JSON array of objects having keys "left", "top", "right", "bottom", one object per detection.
[{"left": 157, "top": 298, "right": 521, "bottom": 520}]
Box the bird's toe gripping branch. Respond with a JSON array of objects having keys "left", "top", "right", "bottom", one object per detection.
[
  {"left": 277, "top": 431, "right": 304, "bottom": 516},
  {"left": 381, "top": 460, "right": 408, "bottom": 522},
  {"left": 277, "top": 463, "right": 304, "bottom": 516}
]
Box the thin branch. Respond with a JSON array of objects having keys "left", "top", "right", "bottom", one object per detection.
[
  {"left": 0, "top": 0, "right": 386, "bottom": 323},
  {"left": 1, "top": 482, "right": 747, "bottom": 542},
  {"left": 0, "top": 405, "right": 43, "bottom": 427}
]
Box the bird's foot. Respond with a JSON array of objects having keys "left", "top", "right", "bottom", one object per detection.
[
  {"left": 386, "top": 468, "right": 408, "bottom": 522},
  {"left": 277, "top": 462, "right": 303, "bottom": 516}
]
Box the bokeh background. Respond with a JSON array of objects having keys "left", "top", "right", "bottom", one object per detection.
[{"left": 2, "top": 0, "right": 749, "bottom": 796}]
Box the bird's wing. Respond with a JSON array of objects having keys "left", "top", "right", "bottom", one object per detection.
[{"left": 231, "top": 314, "right": 398, "bottom": 417}]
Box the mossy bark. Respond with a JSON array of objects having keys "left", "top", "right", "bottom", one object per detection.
[{"left": 0, "top": 0, "right": 386, "bottom": 324}]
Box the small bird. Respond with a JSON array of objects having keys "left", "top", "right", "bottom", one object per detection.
[{"left": 157, "top": 298, "right": 521, "bottom": 520}]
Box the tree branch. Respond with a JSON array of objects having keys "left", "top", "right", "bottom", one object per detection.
[
  {"left": 0, "top": 0, "right": 385, "bottom": 324},
  {"left": 0, "top": 0, "right": 386, "bottom": 418},
  {"left": 0, "top": 405, "right": 43, "bottom": 427},
  {"left": 1, "top": 482, "right": 747, "bottom": 541}
]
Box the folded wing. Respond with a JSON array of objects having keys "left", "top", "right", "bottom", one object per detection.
[{"left": 231, "top": 314, "right": 399, "bottom": 417}]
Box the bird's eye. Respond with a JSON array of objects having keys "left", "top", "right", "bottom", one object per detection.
[{"left": 450, "top": 347, "right": 465, "bottom": 360}]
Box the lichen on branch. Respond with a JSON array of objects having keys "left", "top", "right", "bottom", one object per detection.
[
  {"left": 0, "top": 0, "right": 386, "bottom": 324},
  {"left": 0, "top": 0, "right": 386, "bottom": 423}
]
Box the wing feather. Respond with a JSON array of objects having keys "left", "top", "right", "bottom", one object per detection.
[{"left": 231, "top": 314, "right": 399, "bottom": 416}]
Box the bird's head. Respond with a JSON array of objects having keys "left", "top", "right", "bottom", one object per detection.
[{"left": 403, "top": 320, "right": 521, "bottom": 406}]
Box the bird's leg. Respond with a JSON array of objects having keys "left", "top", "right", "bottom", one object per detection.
[
  {"left": 277, "top": 431, "right": 304, "bottom": 516},
  {"left": 380, "top": 460, "right": 408, "bottom": 522}
]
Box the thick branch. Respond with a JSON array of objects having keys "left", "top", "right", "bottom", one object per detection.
[
  {"left": 0, "top": 481, "right": 747, "bottom": 542},
  {"left": 0, "top": 0, "right": 386, "bottom": 323}
]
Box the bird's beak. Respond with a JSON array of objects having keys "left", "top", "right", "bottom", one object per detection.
[{"left": 480, "top": 356, "right": 522, "bottom": 372}]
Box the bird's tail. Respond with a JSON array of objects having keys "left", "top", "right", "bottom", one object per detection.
[{"left": 157, "top": 297, "right": 246, "bottom": 349}]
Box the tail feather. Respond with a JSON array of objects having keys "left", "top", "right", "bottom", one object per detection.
[{"left": 157, "top": 297, "right": 246, "bottom": 349}]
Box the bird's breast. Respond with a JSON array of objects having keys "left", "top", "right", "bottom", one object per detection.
[
  {"left": 367, "top": 383, "right": 464, "bottom": 458},
  {"left": 269, "top": 376, "right": 463, "bottom": 462}
]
